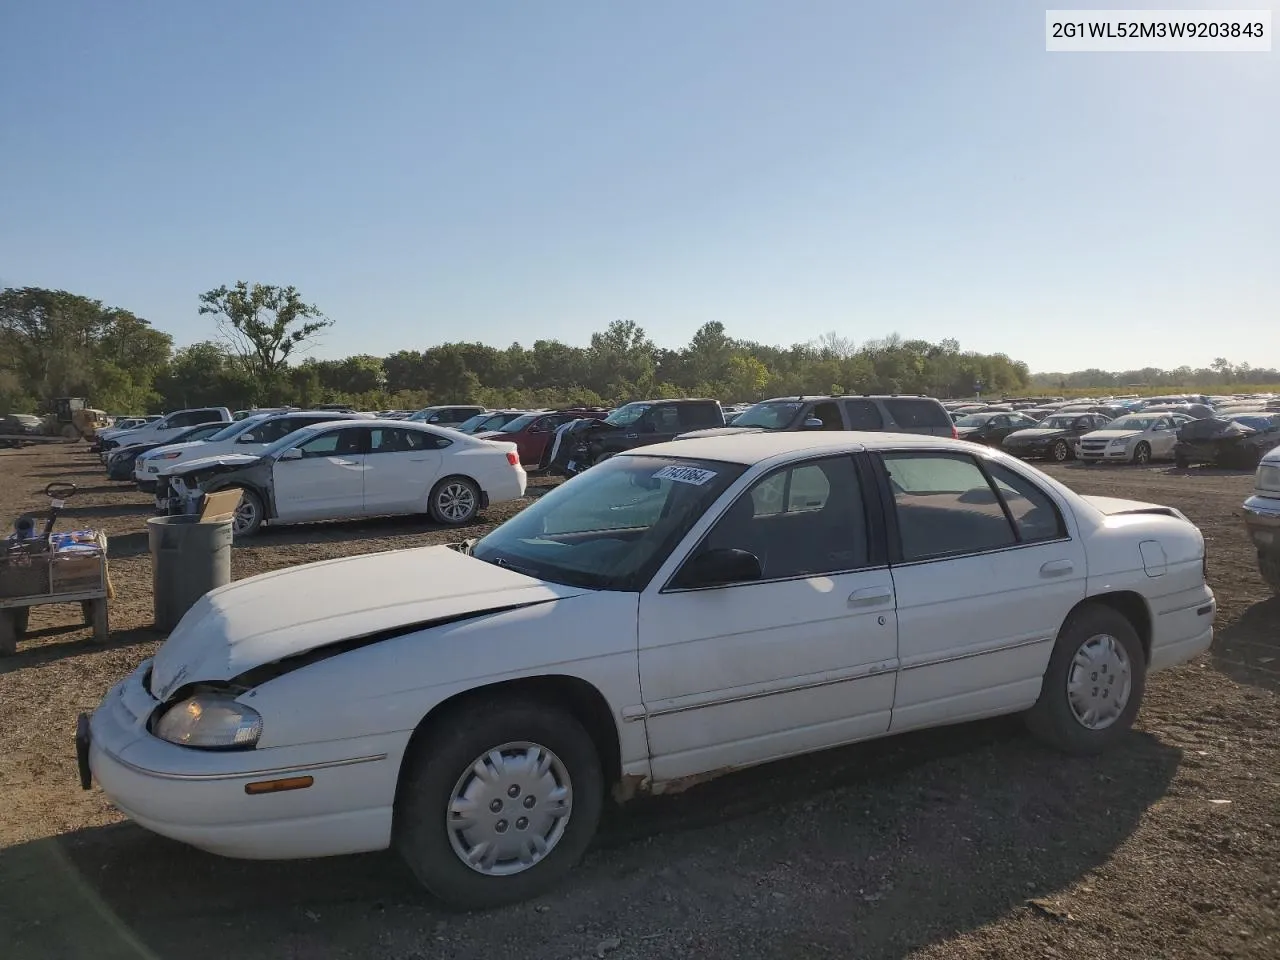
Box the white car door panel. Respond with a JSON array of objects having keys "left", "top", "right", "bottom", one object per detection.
[
  {"left": 637, "top": 455, "right": 899, "bottom": 782},
  {"left": 362, "top": 427, "right": 446, "bottom": 514},
  {"left": 879, "top": 452, "right": 1087, "bottom": 734},
  {"left": 273, "top": 427, "right": 368, "bottom": 522}
]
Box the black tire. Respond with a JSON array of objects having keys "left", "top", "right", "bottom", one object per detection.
[
  {"left": 1026, "top": 604, "right": 1147, "bottom": 755},
  {"left": 1050, "top": 440, "right": 1070, "bottom": 463},
  {"left": 1132, "top": 442, "right": 1152, "bottom": 466},
  {"left": 394, "top": 698, "right": 604, "bottom": 910},
  {"left": 1174, "top": 455, "right": 1189, "bottom": 469},
  {"left": 225, "top": 486, "right": 264, "bottom": 538},
  {"left": 428, "top": 476, "right": 480, "bottom": 526},
  {"left": 1260, "top": 552, "right": 1280, "bottom": 596}
]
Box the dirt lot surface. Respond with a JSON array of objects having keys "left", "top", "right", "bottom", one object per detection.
[{"left": 1, "top": 443, "right": 1276, "bottom": 960}]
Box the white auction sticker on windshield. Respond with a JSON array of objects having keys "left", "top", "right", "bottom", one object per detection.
[{"left": 653, "top": 464, "right": 717, "bottom": 485}]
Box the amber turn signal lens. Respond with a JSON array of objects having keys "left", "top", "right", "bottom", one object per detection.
[{"left": 244, "top": 775, "right": 314, "bottom": 795}]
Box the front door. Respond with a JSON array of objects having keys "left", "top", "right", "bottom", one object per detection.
[
  {"left": 273, "top": 426, "right": 369, "bottom": 522},
  {"left": 874, "top": 450, "right": 1087, "bottom": 733},
  {"left": 361, "top": 426, "right": 446, "bottom": 514},
  {"left": 637, "top": 455, "right": 899, "bottom": 782}
]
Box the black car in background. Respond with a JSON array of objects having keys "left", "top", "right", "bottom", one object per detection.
[
  {"left": 1174, "top": 414, "right": 1280, "bottom": 468},
  {"left": 678, "top": 395, "right": 956, "bottom": 439},
  {"left": 953, "top": 411, "right": 1041, "bottom": 446},
  {"left": 1001, "top": 412, "right": 1114, "bottom": 462},
  {"left": 552, "top": 399, "right": 724, "bottom": 474}
]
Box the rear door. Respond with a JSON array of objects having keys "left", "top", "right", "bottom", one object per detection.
[
  {"left": 362, "top": 427, "right": 450, "bottom": 514},
  {"left": 272, "top": 426, "right": 370, "bottom": 522},
  {"left": 842, "top": 399, "right": 886, "bottom": 432},
  {"left": 875, "top": 450, "right": 1086, "bottom": 732}
]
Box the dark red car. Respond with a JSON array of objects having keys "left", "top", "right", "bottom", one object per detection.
[{"left": 477, "top": 408, "right": 609, "bottom": 469}]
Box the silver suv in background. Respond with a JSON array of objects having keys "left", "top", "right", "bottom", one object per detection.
[
  {"left": 677, "top": 395, "right": 956, "bottom": 440},
  {"left": 1243, "top": 446, "right": 1280, "bottom": 594}
]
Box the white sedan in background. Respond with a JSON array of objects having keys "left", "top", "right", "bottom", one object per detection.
[
  {"left": 1076, "top": 412, "right": 1194, "bottom": 464},
  {"left": 153, "top": 419, "right": 526, "bottom": 535},
  {"left": 80, "top": 433, "right": 1213, "bottom": 909},
  {"left": 134, "top": 411, "right": 371, "bottom": 490}
]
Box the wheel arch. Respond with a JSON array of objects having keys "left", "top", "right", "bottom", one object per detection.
[
  {"left": 394, "top": 674, "right": 623, "bottom": 800},
  {"left": 1069, "top": 591, "right": 1152, "bottom": 662}
]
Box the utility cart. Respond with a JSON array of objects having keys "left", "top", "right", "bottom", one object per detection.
[{"left": 0, "top": 483, "right": 110, "bottom": 654}]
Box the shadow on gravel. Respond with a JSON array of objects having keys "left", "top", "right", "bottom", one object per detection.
[
  {"left": 1213, "top": 596, "right": 1280, "bottom": 693},
  {"left": 24, "top": 468, "right": 105, "bottom": 479},
  {"left": 56, "top": 503, "right": 155, "bottom": 519},
  {"left": 0, "top": 720, "right": 1180, "bottom": 960},
  {"left": 0, "top": 626, "right": 161, "bottom": 676}
]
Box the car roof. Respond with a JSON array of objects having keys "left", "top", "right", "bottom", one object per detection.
[{"left": 626, "top": 431, "right": 978, "bottom": 466}]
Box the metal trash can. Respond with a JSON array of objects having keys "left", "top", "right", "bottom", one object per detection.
[{"left": 147, "top": 515, "right": 233, "bottom": 631}]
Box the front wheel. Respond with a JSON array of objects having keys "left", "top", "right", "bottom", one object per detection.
[
  {"left": 394, "top": 698, "right": 604, "bottom": 910},
  {"left": 1050, "top": 440, "right": 1070, "bottom": 463},
  {"left": 1132, "top": 442, "right": 1152, "bottom": 466},
  {"left": 227, "top": 486, "right": 264, "bottom": 537},
  {"left": 1026, "top": 605, "right": 1147, "bottom": 755},
  {"left": 1174, "top": 454, "right": 1189, "bottom": 469},
  {"left": 429, "top": 476, "right": 480, "bottom": 526}
]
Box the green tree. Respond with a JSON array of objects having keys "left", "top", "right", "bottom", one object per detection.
[{"left": 198, "top": 283, "right": 331, "bottom": 394}]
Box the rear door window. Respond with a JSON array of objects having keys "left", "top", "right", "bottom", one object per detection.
[
  {"left": 843, "top": 399, "right": 885, "bottom": 430},
  {"left": 881, "top": 453, "right": 1017, "bottom": 561},
  {"left": 883, "top": 399, "right": 950, "bottom": 430}
]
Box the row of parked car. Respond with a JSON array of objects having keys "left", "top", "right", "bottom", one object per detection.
[{"left": 941, "top": 394, "right": 1280, "bottom": 468}]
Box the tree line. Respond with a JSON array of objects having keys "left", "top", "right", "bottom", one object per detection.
[{"left": 1, "top": 284, "right": 1272, "bottom": 417}]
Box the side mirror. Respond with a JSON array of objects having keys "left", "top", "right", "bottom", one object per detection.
[
  {"left": 279, "top": 447, "right": 303, "bottom": 461},
  {"left": 527, "top": 425, "right": 543, "bottom": 434},
  {"left": 673, "top": 548, "right": 762, "bottom": 589},
  {"left": 803, "top": 418, "right": 824, "bottom": 429}
]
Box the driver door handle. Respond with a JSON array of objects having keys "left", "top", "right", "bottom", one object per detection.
[
  {"left": 848, "top": 587, "right": 893, "bottom": 607},
  {"left": 1040, "top": 559, "right": 1074, "bottom": 578},
  {"left": 626, "top": 433, "right": 638, "bottom": 439}
]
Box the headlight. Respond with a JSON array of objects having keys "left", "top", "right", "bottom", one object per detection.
[
  {"left": 1257, "top": 464, "right": 1280, "bottom": 496},
  {"left": 156, "top": 451, "right": 182, "bottom": 460},
  {"left": 153, "top": 693, "right": 262, "bottom": 748}
]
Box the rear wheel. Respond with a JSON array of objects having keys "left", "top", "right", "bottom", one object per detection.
[
  {"left": 1026, "top": 605, "right": 1146, "bottom": 755},
  {"left": 1132, "top": 442, "right": 1152, "bottom": 466},
  {"left": 429, "top": 476, "right": 480, "bottom": 526},
  {"left": 1174, "top": 454, "right": 1189, "bottom": 469},
  {"left": 394, "top": 698, "right": 604, "bottom": 910}
]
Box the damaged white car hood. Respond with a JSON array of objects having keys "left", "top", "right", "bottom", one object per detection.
[
  {"left": 149, "top": 546, "right": 587, "bottom": 700},
  {"left": 159, "top": 452, "right": 260, "bottom": 476}
]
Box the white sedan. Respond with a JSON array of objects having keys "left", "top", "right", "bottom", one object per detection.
[
  {"left": 1076, "top": 412, "right": 1194, "bottom": 464},
  {"left": 153, "top": 419, "right": 526, "bottom": 535},
  {"left": 79, "top": 433, "right": 1214, "bottom": 909}
]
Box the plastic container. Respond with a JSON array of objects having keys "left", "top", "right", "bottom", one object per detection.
[{"left": 147, "top": 515, "right": 233, "bottom": 631}]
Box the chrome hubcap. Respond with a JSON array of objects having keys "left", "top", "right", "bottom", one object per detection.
[
  {"left": 446, "top": 742, "right": 573, "bottom": 876},
  {"left": 437, "top": 483, "right": 476, "bottom": 522},
  {"left": 1066, "top": 633, "right": 1132, "bottom": 730},
  {"left": 232, "top": 499, "right": 256, "bottom": 535},
  {"left": 1136, "top": 446, "right": 1149, "bottom": 463}
]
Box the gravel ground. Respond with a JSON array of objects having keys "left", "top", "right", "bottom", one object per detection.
[{"left": 0, "top": 443, "right": 1276, "bottom": 960}]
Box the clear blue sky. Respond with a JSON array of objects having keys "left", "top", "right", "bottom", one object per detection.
[{"left": 1, "top": 1, "right": 1275, "bottom": 373}]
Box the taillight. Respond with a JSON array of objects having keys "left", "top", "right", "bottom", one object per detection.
[{"left": 507, "top": 451, "right": 519, "bottom": 466}]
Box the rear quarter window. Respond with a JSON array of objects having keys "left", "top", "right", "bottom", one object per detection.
[
  {"left": 883, "top": 399, "right": 950, "bottom": 429},
  {"left": 678, "top": 403, "right": 724, "bottom": 428}
]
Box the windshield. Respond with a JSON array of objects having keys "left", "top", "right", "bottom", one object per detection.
[
  {"left": 1108, "top": 417, "right": 1154, "bottom": 431},
  {"left": 731, "top": 401, "right": 804, "bottom": 430},
  {"left": 206, "top": 416, "right": 267, "bottom": 442},
  {"left": 499, "top": 414, "right": 541, "bottom": 433},
  {"left": 603, "top": 402, "right": 651, "bottom": 427},
  {"left": 954, "top": 414, "right": 993, "bottom": 427},
  {"left": 471, "top": 455, "right": 746, "bottom": 591}
]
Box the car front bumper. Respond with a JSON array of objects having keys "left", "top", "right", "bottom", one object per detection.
[
  {"left": 81, "top": 660, "right": 403, "bottom": 860},
  {"left": 1243, "top": 494, "right": 1280, "bottom": 553},
  {"left": 1078, "top": 446, "right": 1132, "bottom": 461}
]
